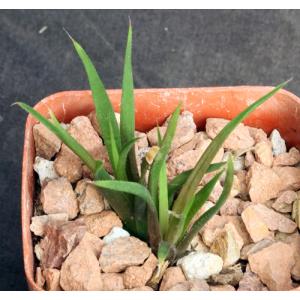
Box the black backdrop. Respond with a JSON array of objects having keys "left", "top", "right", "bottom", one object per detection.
[{"left": 1, "top": 10, "right": 300, "bottom": 290}]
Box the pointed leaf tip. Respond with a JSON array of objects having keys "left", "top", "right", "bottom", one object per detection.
[
  {"left": 63, "top": 27, "right": 76, "bottom": 43},
  {"left": 285, "top": 77, "right": 293, "bottom": 84},
  {"left": 11, "top": 101, "right": 20, "bottom": 107}
]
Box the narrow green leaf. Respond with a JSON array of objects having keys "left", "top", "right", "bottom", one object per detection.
[
  {"left": 93, "top": 180, "right": 155, "bottom": 210},
  {"left": 176, "top": 155, "right": 234, "bottom": 253},
  {"left": 67, "top": 33, "right": 122, "bottom": 169},
  {"left": 147, "top": 207, "right": 162, "bottom": 254},
  {"left": 108, "top": 121, "right": 120, "bottom": 173},
  {"left": 16, "top": 102, "right": 97, "bottom": 172},
  {"left": 157, "top": 126, "right": 163, "bottom": 146},
  {"left": 159, "top": 161, "right": 169, "bottom": 237},
  {"left": 148, "top": 105, "right": 181, "bottom": 208},
  {"left": 206, "top": 161, "right": 227, "bottom": 173},
  {"left": 120, "top": 23, "right": 134, "bottom": 146},
  {"left": 182, "top": 170, "right": 223, "bottom": 232},
  {"left": 93, "top": 166, "right": 142, "bottom": 235},
  {"left": 167, "top": 170, "right": 223, "bottom": 244},
  {"left": 120, "top": 23, "right": 139, "bottom": 181},
  {"left": 157, "top": 241, "right": 171, "bottom": 263},
  {"left": 93, "top": 179, "right": 159, "bottom": 243},
  {"left": 168, "top": 80, "right": 290, "bottom": 244},
  {"left": 168, "top": 162, "right": 226, "bottom": 206},
  {"left": 116, "top": 137, "right": 139, "bottom": 180},
  {"left": 133, "top": 197, "right": 148, "bottom": 239}
]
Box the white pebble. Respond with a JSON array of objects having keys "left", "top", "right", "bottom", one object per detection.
[
  {"left": 270, "top": 129, "right": 286, "bottom": 156},
  {"left": 33, "top": 156, "right": 58, "bottom": 185},
  {"left": 223, "top": 151, "right": 245, "bottom": 171},
  {"left": 60, "top": 123, "right": 69, "bottom": 130},
  {"left": 177, "top": 251, "right": 223, "bottom": 280},
  {"left": 103, "top": 227, "right": 130, "bottom": 244}
]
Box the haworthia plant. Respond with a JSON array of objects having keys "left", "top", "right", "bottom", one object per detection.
[{"left": 16, "top": 23, "right": 290, "bottom": 277}]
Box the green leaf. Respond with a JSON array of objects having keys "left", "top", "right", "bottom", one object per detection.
[
  {"left": 108, "top": 121, "right": 120, "bottom": 173},
  {"left": 147, "top": 207, "right": 162, "bottom": 254},
  {"left": 157, "top": 126, "right": 163, "bottom": 146},
  {"left": 15, "top": 102, "right": 97, "bottom": 173},
  {"left": 167, "top": 169, "right": 223, "bottom": 244},
  {"left": 159, "top": 161, "right": 169, "bottom": 237},
  {"left": 120, "top": 23, "right": 134, "bottom": 146},
  {"left": 116, "top": 137, "right": 139, "bottom": 180},
  {"left": 167, "top": 80, "right": 290, "bottom": 244},
  {"left": 120, "top": 23, "right": 139, "bottom": 181},
  {"left": 176, "top": 155, "right": 234, "bottom": 253},
  {"left": 157, "top": 241, "right": 171, "bottom": 263},
  {"left": 148, "top": 105, "right": 181, "bottom": 208},
  {"left": 93, "top": 180, "right": 155, "bottom": 210},
  {"left": 206, "top": 161, "right": 227, "bottom": 173},
  {"left": 133, "top": 196, "right": 148, "bottom": 239},
  {"left": 182, "top": 170, "right": 223, "bottom": 233},
  {"left": 95, "top": 165, "right": 148, "bottom": 241},
  {"left": 94, "top": 166, "right": 141, "bottom": 235},
  {"left": 168, "top": 162, "right": 226, "bottom": 206},
  {"left": 93, "top": 179, "right": 159, "bottom": 243},
  {"left": 67, "top": 33, "right": 122, "bottom": 171}
]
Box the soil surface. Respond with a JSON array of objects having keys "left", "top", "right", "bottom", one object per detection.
[{"left": 31, "top": 111, "right": 300, "bottom": 291}]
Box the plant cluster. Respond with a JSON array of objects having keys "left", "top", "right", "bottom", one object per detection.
[{"left": 17, "top": 24, "right": 289, "bottom": 282}]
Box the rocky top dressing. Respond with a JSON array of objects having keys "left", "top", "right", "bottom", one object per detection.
[{"left": 30, "top": 111, "right": 300, "bottom": 291}]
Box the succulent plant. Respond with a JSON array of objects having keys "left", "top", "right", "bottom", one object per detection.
[{"left": 16, "top": 23, "right": 289, "bottom": 282}]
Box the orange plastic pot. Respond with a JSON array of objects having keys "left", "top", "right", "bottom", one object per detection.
[{"left": 22, "top": 87, "right": 300, "bottom": 290}]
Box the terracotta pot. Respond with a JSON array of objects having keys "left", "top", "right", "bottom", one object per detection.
[{"left": 22, "top": 86, "right": 300, "bottom": 290}]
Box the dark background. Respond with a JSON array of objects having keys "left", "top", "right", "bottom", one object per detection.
[{"left": 0, "top": 9, "right": 300, "bottom": 290}]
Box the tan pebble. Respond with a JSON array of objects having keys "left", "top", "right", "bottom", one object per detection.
[
  {"left": 30, "top": 213, "right": 68, "bottom": 236},
  {"left": 237, "top": 265, "right": 268, "bottom": 291},
  {"left": 33, "top": 122, "right": 61, "bottom": 159},
  {"left": 247, "top": 162, "right": 282, "bottom": 203},
  {"left": 54, "top": 116, "right": 103, "bottom": 182},
  {"left": 248, "top": 242, "right": 295, "bottom": 291},
  {"left": 60, "top": 233, "right": 103, "bottom": 291},
  {"left": 159, "top": 266, "right": 186, "bottom": 291},
  {"left": 275, "top": 232, "right": 300, "bottom": 280},
  {"left": 43, "top": 268, "right": 61, "bottom": 291},
  {"left": 220, "top": 197, "right": 241, "bottom": 216},
  {"left": 83, "top": 210, "right": 122, "bottom": 237},
  {"left": 123, "top": 253, "right": 157, "bottom": 289},
  {"left": 167, "top": 279, "right": 209, "bottom": 291},
  {"left": 39, "top": 219, "right": 86, "bottom": 268},
  {"left": 210, "top": 223, "right": 243, "bottom": 267},
  {"left": 101, "top": 273, "right": 124, "bottom": 291},
  {"left": 247, "top": 126, "right": 268, "bottom": 144},
  {"left": 292, "top": 198, "right": 300, "bottom": 229},
  {"left": 254, "top": 141, "right": 273, "bottom": 167},
  {"left": 35, "top": 267, "right": 45, "bottom": 289},
  {"left": 41, "top": 178, "right": 78, "bottom": 219},
  {"left": 272, "top": 190, "right": 297, "bottom": 213},
  {"left": 75, "top": 179, "right": 105, "bottom": 215},
  {"left": 241, "top": 205, "right": 270, "bottom": 242},
  {"left": 273, "top": 147, "right": 300, "bottom": 166},
  {"left": 210, "top": 284, "right": 235, "bottom": 291},
  {"left": 99, "top": 237, "right": 151, "bottom": 273},
  {"left": 273, "top": 166, "right": 300, "bottom": 191},
  {"left": 245, "top": 151, "right": 255, "bottom": 168},
  {"left": 206, "top": 118, "right": 254, "bottom": 151}
]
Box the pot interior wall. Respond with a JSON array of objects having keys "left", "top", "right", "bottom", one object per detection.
[{"left": 33, "top": 87, "right": 300, "bottom": 149}]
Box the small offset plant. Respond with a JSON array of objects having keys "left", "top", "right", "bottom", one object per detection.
[{"left": 16, "top": 23, "right": 289, "bottom": 283}]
